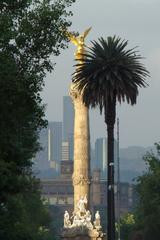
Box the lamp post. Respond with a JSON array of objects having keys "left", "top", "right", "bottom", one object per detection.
[{"left": 117, "top": 118, "right": 121, "bottom": 240}]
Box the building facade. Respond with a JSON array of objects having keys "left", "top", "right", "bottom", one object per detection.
[
  {"left": 48, "top": 122, "right": 62, "bottom": 172},
  {"left": 63, "top": 96, "right": 74, "bottom": 161},
  {"left": 34, "top": 128, "right": 49, "bottom": 172},
  {"left": 95, "top": 138, "right": 107, "bottom": 178},
  {"left": 61, "top": 141, "right": 70, "bottom": 161},
  {"left": 41, "top": 167, "right": 137, "bottom": 232}
]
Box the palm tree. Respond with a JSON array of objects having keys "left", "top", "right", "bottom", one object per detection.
[{"left": 72, "top": 36, "right": 149, "bottom": 240}]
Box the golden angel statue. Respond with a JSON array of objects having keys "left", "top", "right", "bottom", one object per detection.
[{"left": 66, "top": 27, "right": 91, "bottom": 63}]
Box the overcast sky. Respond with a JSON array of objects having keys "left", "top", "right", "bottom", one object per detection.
[{"left": 42, "top": 0, "right": 160, "bottom": 148}]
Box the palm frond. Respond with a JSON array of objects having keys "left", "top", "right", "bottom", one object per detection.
[{"left": 72, "top": 36, "right": 149, "bottom": 110}]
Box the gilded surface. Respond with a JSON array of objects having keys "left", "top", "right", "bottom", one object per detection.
[{"left": 66, "top": 27, "right": 91, "bottom": 63}]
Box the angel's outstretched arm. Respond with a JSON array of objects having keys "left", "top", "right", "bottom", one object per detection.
[{"left": 66, "top": 32, "right": 79, "bottom": 46}]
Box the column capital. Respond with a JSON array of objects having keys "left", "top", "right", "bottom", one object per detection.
[
  {"left": 69, "top": 83, "right": 82, "bottom": 102},
  {"left": 72, "top": 174, "right": 90, "bottom": 186}
]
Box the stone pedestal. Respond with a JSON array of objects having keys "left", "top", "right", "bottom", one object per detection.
[{"left": 61, "top": 226, "right": 105, "bottom": 240}]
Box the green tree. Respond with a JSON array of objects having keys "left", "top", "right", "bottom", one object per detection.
[
  {"left": 0, "top": 0, "right": 75, "bottom": 239},
  {"left": 116, "top": 213, "right": 135, "bottom": 240},
  {"left": 135, "top": 143, "right": 160, "bottom": 240},
  {"left": 0, "top": 180, "right": 54, "bottom": 240},
  {"left": 73, "top": 36, "right": 149, "bottom": 240}
]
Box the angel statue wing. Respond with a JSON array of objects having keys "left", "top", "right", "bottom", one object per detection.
[{"left": 83, "top": 27, "right": 92, "bottom": 39}]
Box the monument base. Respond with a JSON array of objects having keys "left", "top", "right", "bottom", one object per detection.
[
  {"left": 61, "top": 226, "right": 105, "bottom": 240},
  {"left": 62, "top": 197, "right": 106, "bottom": 240}
]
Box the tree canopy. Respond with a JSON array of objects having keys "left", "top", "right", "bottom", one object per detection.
[
  {"left": 0, "top": 0, "right": 75, "bottom": 239},
  {"left": 135, "top": 143, "right": 160, "bottom": 240}
]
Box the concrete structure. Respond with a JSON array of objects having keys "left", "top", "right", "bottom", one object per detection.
[
  {"left": 63, "top": 96, "right": 74, "bottom": 161},
  {"left": 62, "top": 141, "right": 70, "bottom": 161},
  {"left": 60, "top": 160, "right": 73, "bottom": 178},
  {"left": 48, "top": 122, "right": 62, "bottom": 172},
  {"left": 34, "top": 128, "right": 49, "bottom": 171},
  {"left": 70, "top": 84, "right": 90, "bottom": 210},
  {"left": 95, "top": 138, "right": 107, "bottom": 178}
]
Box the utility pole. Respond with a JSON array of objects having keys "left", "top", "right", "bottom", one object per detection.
[{"left": 117, "top": 118, "right": 121, "bottom": 240}]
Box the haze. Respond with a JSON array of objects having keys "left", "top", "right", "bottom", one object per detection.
[{"left": 42, "top": 0, "right": 160, "bottom": 148}]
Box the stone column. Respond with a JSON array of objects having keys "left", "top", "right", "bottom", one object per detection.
[{"left": 70, "top": 83, "right": 90, "bottom": 210}]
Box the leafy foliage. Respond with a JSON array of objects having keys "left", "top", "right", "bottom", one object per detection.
[
  {"left": 0, "top": 0, "right": 75, "bottom": 239},
  {"left": 135, "top": 143, "right": 160, "bottom": 240},
  {"left": 116, "top": 213, "right": 135, "bottom": 240},
  {"left": 0, "top": 180, "right": 53, "bottom": 240}
]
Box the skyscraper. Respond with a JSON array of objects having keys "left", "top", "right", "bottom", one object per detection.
[
  {"left": 95, "top": 138, "right": 107, "bottom": 178},
  {"left": 94, "top": 138, "right": 117, "bottom": 179},
  {"left": 63, "top": 96, "right": 74, "bottom": 161},
  {"left": 48, "top": 122, "right": 62, "bottom": 172},
  {"left": 34, "top": 128, "right": 49, "bottom": 171}
]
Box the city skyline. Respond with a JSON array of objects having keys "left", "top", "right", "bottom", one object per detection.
[{"left": 34, "top": 110, "right": 149, "bottom": 183}]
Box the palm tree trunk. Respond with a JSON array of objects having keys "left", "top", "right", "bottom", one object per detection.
[{"left": 105, "top": 95, "right": 116, "bottom": 240}]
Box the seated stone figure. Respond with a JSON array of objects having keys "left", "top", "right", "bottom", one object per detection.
[
  {"left": 64, "top": 211, "right": 71, "bottom": 228},
  {"left": 85, "top": 210, "right": 93, "bottom": 229},
  {"left": 94, "top": 211, "right": 101, "bottom": 230}
]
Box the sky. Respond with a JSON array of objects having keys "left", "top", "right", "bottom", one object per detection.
[{"left": 42, "top": 0, "right": 160, "bottom": 148}]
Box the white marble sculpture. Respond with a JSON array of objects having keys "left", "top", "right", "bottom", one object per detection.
[
  {"left": 63, "top": 197, "right": 101, "bottom": 231},
  {"left": 94, "top": 211, "right": 101, "bottom": 230},
  {"left": 64, "top": 211, "right": 71, "bottom": 228},
  {"left": 85, "top": 210, "right": 93, "bottom": 229},
  {"left": 77, "top": 195, "right": 87, "bottom": 214}
]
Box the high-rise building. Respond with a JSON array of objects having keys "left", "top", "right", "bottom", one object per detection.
[
  {"left": 90, "top": 147, "right": 95, "bottom": 171},
  {"left": 94, "top": 138, "right": 117, "bottom": 179},
  {"left": 95, "top": 138, "right": 107, "bottom": 178},
  {"left": 48, "top": 122, "right": 62, "bottom": 172},
  {"left": 63, "top": 96, "right": 74, "bottom": 161},
  {"left": 34, "top": 128, "right": 49, "bottom": 171},
  {"left": 61, "top": 141, "right": 69, "bottom": 161}
]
